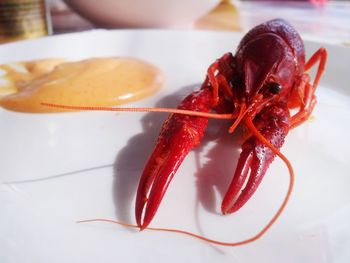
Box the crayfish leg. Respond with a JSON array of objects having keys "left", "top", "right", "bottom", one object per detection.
[
  {"left": 290, "top": 48, "right": 327, "bottom": 128},
  {"left": 221, "top": 105, "right": 290, "bottom": 214}
]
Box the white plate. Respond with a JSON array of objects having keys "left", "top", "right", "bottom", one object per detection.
[{"left": 0, "top": 30, "right": 349, "bottom": 263}]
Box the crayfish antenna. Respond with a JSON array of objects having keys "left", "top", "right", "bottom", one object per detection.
[
  {"left": 75, "top": 107, "right": 295, "bottom": 247},
  {"left": 45, "top": 99, "right": 294, "bottom": 244},
  {"left": 40, "top": 102, "right": 236, "bottom": 120}
]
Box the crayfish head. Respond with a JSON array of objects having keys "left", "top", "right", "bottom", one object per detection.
[
  {"left": 237, "top": 34, "right": 297, "bottom": 106},
  {"left": 235, "top": 19, "right": 306, "bottom": 109}
]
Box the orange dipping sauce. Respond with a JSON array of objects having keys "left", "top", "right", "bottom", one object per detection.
[{"left": 0, "top": 57, "right": 163, "bottom": 113}]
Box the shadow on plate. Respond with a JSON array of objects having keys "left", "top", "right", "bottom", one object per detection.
[{"left": 194, "top": 121, "right": 242, "bottom": 215}]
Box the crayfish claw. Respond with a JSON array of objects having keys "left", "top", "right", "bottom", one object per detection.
[
  {"left": 221, "top": 143, "right": 254, "bottom": 214},
  {"left": 135, "top": 88, "right": 214, "bottom": 229},
  {"left": 221, "top": 105, "right": 290, "bottom": 214}
]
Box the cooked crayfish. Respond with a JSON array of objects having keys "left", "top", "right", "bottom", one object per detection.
[{"left": 134, "top": 18, "right": 327, "bottom": 230}]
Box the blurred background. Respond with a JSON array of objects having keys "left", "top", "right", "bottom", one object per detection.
[
  {"left": 1, "top": 0, "right": 350, "bottom": 45},
  {"left": 52, "top": 0, "right": 350, "bottom": 45}
]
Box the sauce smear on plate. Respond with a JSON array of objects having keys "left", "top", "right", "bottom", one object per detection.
[{"left": 0, "top": 57, "right": 163, "bottom": 113}]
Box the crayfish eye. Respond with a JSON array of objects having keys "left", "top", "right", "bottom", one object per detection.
[{"left": 265, "top": 82, "right": 282, "bottom": 94}]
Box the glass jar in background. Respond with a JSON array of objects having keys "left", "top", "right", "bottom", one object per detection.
[{"left": 0, "top": 0, "right": 52, "bottom": 43}]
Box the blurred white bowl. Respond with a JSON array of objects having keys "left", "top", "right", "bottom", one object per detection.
[{"left": 64, "top": 0, "right": 218, "bottom": 28}]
